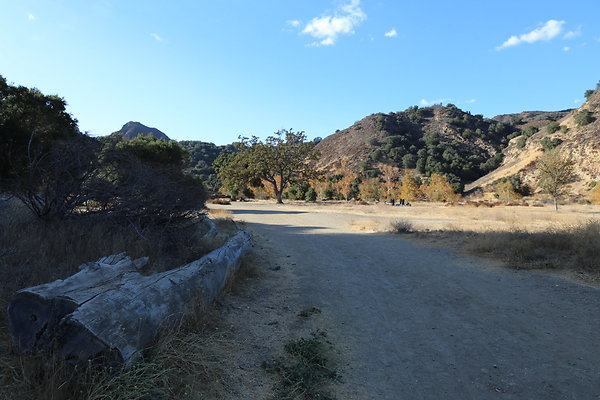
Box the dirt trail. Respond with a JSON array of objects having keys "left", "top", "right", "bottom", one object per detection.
[{"left": 220, "top": 201, "right": 600, "bottom": 400}]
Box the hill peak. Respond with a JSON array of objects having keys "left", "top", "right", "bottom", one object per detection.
[{"left": 115, "top": 121, "right": 170, "bottom": 141}]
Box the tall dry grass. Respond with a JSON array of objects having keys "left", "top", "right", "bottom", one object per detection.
[
  {"left": 458, "top": 220, "right": 600, "bottom": 271},
  {"left": 0, "top": 199, "right": 243, "bottom": 400}
]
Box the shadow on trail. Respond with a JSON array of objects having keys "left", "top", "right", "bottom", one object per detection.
[
  {"left": 229, "top": 209, "right": 308, "bottom": 215},
  {"left": 241, "top": 217, "right": 600, "bottom": 400}
]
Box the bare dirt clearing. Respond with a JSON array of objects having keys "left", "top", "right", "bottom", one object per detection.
[{"left": 213, "top": 200, "right": 600, "bottom": 399}]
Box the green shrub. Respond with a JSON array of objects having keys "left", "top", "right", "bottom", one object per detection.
[
  {"left": 305, "top": 187, "right": 317, "bottom": 201},
  {"left": 546, "top": 122, "right": 560, "bottom": 134},
  {"left": 584, "top": 89, "right": 595, "bottom": 100},
  {"left": 575, "top": 110, "right": 594, "bottom": 127},
  {"left": 540, "top": 137, "right": 563, "bottom": 152}
]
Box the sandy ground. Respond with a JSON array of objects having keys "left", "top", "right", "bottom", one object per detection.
[{"left": 211, "top": 201, "right": 600, "bottom": 399}]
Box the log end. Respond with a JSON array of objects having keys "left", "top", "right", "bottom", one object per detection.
[{"left": 7, "top": 293, "right": 77, "bottom": 352}]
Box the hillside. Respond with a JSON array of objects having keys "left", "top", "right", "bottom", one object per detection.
[
  {"left": 179, "top": 141, "right": 236, "bottom": 192},
  {"left": 114, "top": 121, "right": 171, "bottom": 141},
  {"left": 466, "top": 87, "right": 600, "bottom": 197},
  {"left": 315, "top": 104, "right": 517, "bottom": 190}
]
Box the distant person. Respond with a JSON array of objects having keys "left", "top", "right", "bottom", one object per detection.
[{"left": 390, "top": 199, "right": 395, "bottom": 206}]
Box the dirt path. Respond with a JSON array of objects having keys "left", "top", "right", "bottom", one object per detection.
[{"left": 218, "top": 201, "right": 600, "bottom": 400}]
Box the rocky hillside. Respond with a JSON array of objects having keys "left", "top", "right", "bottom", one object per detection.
[
  {"left": 315, "top": 104, "right": 517, "bottom": 190},
  {"left": 467, "top": 88, "right": 600, "bottom": 197},
  {"left": 113, "top": 121, "right": 170, "bottom": 141}
]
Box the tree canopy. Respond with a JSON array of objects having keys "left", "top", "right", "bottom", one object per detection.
[
  {"left": 215, "top": 129, "right": 319, "bottom": 203},
  {"left": 0, "top": 75, "right": 80, "bottom": 187},
  {"left": 537, "top": 150, "right": 575, "bottom": 210}
]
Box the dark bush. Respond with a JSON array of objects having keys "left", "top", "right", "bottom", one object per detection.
[
  {"left": 546, "top": 122, "right": 560, "bottom": 134},
  {"left": 575, "top": 110, "right": 594, "bottom": 127}
]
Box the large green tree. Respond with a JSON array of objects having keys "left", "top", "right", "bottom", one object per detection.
[
  {"left": 0, "top": 75, "right": 80, "bottom": 187},
  {"left": 215, "top": 129, "right": 319, "bottom": 203}
]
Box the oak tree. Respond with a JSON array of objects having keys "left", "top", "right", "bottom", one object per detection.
[
  {"left": 537, "top": 150, "right": 575, "bottom": 210},
  {"left": 216, "top": 129, "right": 319, "bottom": 203}
]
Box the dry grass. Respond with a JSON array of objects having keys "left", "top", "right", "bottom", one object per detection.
[
  {"left": 462, "top": 220, "right": 600, "bottom": 271},
  {"left": 0, "top": 199, "right": 246, "bottom": 400},
  {"left": 388, "top": 219, "right": 413, "bottom": 234},
  {"left": 0, "top": 310, "right": 241, "bottom": 400}
]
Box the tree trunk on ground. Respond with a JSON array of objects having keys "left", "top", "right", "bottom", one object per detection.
[{"left": 8, "top": 229, "right": 252, "bottom": 365}]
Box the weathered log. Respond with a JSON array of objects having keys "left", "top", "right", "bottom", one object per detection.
[
  {"left": 8, "top": 253, "right": 148, "bottom": 352},
  {"left": 8, "top": 229, "right": 252, "bottom": 364},
  {"left": 201, "top": 215, "right": 218, "bottom": 239}
]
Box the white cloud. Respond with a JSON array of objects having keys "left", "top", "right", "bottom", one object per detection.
[
  {"left": 564, "top": 25, "right": 582, "bottom": 39},
  {"left": 563, "top": 46, "right": 570, "bottom": 52},
  {"left": 287, "top": 20, "right": 301, "bottom": 28},
  {"left": 150, "top": 33, "right": 166, "bottom": 43},
  {"left": 420, "top": 98, "right": 450, "bottom": 106},
  {"left": 27, "top": 13, "right": 35, "bottom": 21},
  {"left": 574, "top": 98, "right": 582, "bottom": 104},
  {"left": 465, "top": 99, "right": 477, "bottom": 104},
  {"left": 496, "top": 19, "right": 565, "bottom": 50},
  {"left": 384, "top": 28, "right": 397, "bottom": 38},
  {"left": 301, "top": 0, "right": 366, "bottom": 46}
]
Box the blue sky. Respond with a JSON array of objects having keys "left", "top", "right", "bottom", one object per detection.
[{"left": 1, "top": 0, "right": 599, "bottom": 145}]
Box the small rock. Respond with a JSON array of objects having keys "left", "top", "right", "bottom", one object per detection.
[
  {"left": 265, "top": 321, "right": 278, "bottom": 326},
  {"left": 268, "top": 265, "right": 282, "bottom": 271}
]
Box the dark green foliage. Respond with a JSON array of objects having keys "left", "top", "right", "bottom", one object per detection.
[
  {"left": 584, "top": 89, "right": 595, "bottom": 100},
  {"left": 496, "top": 174, "right": 531, "bottom": 197},
  {"left": 575, "top": 110, "right": 594, "bottom": 127},
  {"left": 522, "top": 126, "right": 539, "bottom": 138},
  {"left": 0, "top": 76, "right": 206, "bottom": 223},
  {"left": 507, "top": 131, "right": 522, "bottom": 140},
  {"left": 117, "top": 135, "right": 189, "bottom": 167},
  {"left": 367, "top": 105, "right": 518, "bottom": 191},
  {"left": 546, "top": 122, "right": 560, "bottom": 134},
  {"left": 179, "top": 141, "right": 236, "bottom": 192},
  {"left": 305, "top": 187, "right": 317, "bottom": 201},
  {"left": 215, "top": 130, "right": 320, "bottom": 203},
  {"left": 287, "top": 182, "right": 310, "bottom": 200},
  {"left": 402, "top": 153, "right": 417, "bottom": 169},
  {"left": 0, "top": 75, "right": 80, "bottom": 188},
  {"left": 514, "top": 126, "right": 539, "bottom": 148},
  {"left": 369, "top": 149, "right": 384, "bottom": 162},
  {"left": 541, "top": 137, "right": 563, "bottom": 152}
]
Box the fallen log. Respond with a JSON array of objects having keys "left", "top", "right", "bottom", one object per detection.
[{"left": 8, "top": 229, "right": 252, "bottom": 365}]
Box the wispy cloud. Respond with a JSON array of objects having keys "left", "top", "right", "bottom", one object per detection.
[
  {"left": 301, "top": 0, "right": 366, "bottom": 46},
  {"left": 384, "top": 28, "right": 397, "bottom": 38},
  {"left": 287, "top": 20, "right": 301, "bottom": 28},
  {"left": 420, "top": 98, "right": 450, "bottom": 106},
  {"left": 27, "top": 13, "right": 35, "bottom": 21},
  {"left": 465, "top": 99, "right": 477, "bottom": 104},
  {"left": 563, "top": 46, "right": 570, "bottom": 52},
  {"left": 150, "top": 33, "right": 166, "bottom": 43},
  {"left": 564, "top": 25, "right": 582, "bottom": 39},
  {"left": 496, "top": 19, "right": 565, "bottom": 50}
]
